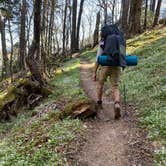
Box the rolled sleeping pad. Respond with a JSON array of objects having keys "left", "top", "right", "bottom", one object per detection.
[
  {"left": 97, "top": 55, "right": 138, "bottom": 66},
  {"left": 126, "top": 55, "right": 138, "bottom": 66}
]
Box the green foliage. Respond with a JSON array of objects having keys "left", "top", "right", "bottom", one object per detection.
[
  {"left": 141, "top": 9, "right": 154, "bottom": 28},
  {"left": 80, "top": 47, "right": 97, "bottom": 62},
  {"left": 0, "top": 118, "right": 82, "bottom": 165},
  {"left": 0, "top": 58, "right": 84, "bottom": 165},
  {"left": 50, "top": 59, "right": 85, "bottom": 101},
  {"left": 122, "top": 27, "right": 166, "bottom": 165}
]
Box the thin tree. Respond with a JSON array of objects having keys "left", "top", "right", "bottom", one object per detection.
[
  {"left": 103, "top": 0, "right": 108, "bottom": 24},
  {"left": 71, "top": 0, "right": 77, "bottom": 53},
  {"left": 48, "top": 0, "right": 55, "bottom": 57},
  {"left": 41, "top": 0, "right": 48, "bottom": 72},
  {"left": 6, "top": 0, "right": 14, "bottom": 79},
  {"left": 0, "top": 15, "right": 10, "bottom": 77},
  {"left": 153, "top": 0, "right": 162, "bottom": 27},
  {"left": 121, "top": 0, "right": 130, "bottom": 34},
  {"left": 112, "top": 0, "right": 116, "bottom": 23},
  {"left": 19, "top": 0, "right": 27, "bottom": 70},
  {"left": 150, "top": 0, "right": 156, "bottom": 13},
  {"left": 97, "top": 0, "right": 108, "bottom": 24},
  {"left": 76, "top": 0, "right": 85, "bottom": 50},
  {"left": 8, "top": 19, "right": 13, "bottom": 80},
  {"left": 93, "top": 11, "right": 100, "bottom": 47},
  {"left": 62, "top": 0, "right": 68, "bottom": 56},
  {"left": 144, "top": 0, "right": 148, "bottom": 30}
]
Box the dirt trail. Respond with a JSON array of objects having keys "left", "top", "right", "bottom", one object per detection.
[{"left": 73, "top": 59, "right": 153, "bottom": 166}]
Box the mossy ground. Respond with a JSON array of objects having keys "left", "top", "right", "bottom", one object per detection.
[{"left": 0, "top": 59, "right": 85, "bottom": 165}]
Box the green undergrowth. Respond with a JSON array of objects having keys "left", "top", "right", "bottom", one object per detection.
[
  {"left": 82, "top": 27, "right": 166, "bottom": 165},
  {"left": 81, "top": 47, "right": 97, "bottom": 63},
  {"left": 0, "top": 59, "right": 84, "bottom": 165},
  {"left": 50, "top": 58, "right": 85, "bottom": 101},
  {"left": 123, "top": 27, "right": 166, "bottom": 166}
]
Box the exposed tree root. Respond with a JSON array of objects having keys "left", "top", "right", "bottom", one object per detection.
[{"left": 0, "top": 77, "right": 52, "bottom": 122}]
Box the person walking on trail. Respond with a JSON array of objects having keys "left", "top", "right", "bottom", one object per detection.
[{"left": 93, "top": 24, "right": 126, "bottom": 119}]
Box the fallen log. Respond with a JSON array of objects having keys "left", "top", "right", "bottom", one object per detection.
[
  {"left": 59, "top": 98, "right": 97, "bottom": 119},
  {"left": 47, "top": 98, "right": 97, "bottom": 121},
  {"left": 0, "top": 77, "right": 52, "bottom": 122}
]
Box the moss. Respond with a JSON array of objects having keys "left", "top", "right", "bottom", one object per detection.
[
  {"left": 0, "top": 90, "right": 16, "bottom": 109},
  {"left": 63, "top": 97, "right": 97, "bottom": 118}
]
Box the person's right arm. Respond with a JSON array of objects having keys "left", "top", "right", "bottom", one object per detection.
[
  {"left": 93, "top": 43, "right": 103, "bottom": 81},
  {"left": 93, "top": 62, "right": 99, "bottom": 81}
]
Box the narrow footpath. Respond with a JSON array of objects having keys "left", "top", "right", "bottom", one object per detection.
[{"left": 72, "top": 59, "right": 154, "bottom": 166}]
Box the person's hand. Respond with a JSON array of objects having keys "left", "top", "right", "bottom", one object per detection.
[{"left": 93, "top": 73, "right": 97, "bottom": 82}]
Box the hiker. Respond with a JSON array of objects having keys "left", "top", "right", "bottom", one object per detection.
[{"left": 93, "top": 24, "right": 126, "bottom": 119}]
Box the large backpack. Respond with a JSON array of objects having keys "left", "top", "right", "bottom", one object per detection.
[{"left": 100, "top": 24, "right": 126, "bottom": 68}]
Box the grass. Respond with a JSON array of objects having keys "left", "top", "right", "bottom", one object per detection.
[
  {"left": 0, "top": 58, "right": 84, "bottom": 165},
  {"left": 123, "top": 27, "right": 166, "bottom": 166},
  {"left": 81, "top": 27, "right": 166, "bottom": 165}
]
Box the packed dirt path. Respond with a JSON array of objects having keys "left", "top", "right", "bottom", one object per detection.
[{"left": 72, "top": 59, "right": 154, "bottom": 166}]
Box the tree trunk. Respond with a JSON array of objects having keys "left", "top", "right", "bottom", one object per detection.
[
  {"left": 129, "top": 0, "right": 142, "bottom": 34},
  {"left": 48, "top": 0, "right": 55, "bottom": 57},
  {"left": 68, "top": 0, "right": 72, "bottom": 55},
  {"left": 121, "top": 0, "right": 130, "bottom": 34},
  {"left": 19, "top": 0, "right": 27, "bottom": 70},
  {"left": 81, "top": 23, "right": 85, "bottom": 48},
  {"left": 152, "top": 0, "right": 156, "bottom": 13},
  {"left": 150, "top": 0, "right": 156, "bottom": 13},
  {"left": 27, "top": 9, "right": 33, "bottom": 50},
  {"left": 34, "top": 0, "right": 41, "bottom": 59},
  {"left": 144, "top": 0, "right": 148, "bottom": 30},
  {"left": 62, "top": 0, "right": 68, "bottom": 56},
  {"left": 26, "top": 0, "right": 45, "bottom": 86},
  {"left": 104, "top": 0, "right": 108, "bottom": 24},
  {"left": 8, "top": 19, "right": 14, "bottom": 81},
  {"left": 93, "top": 11, "right": 100, "bottom": 47},
  {"left": 76, "top": 0, "right": 85, "bottom": 51},
  {"left": 153, "top": 0, "right": 162, "bottom": 27},
  {"left": 71, "top": 0, "right": 77, "bottom": 53},
  {"left": 41, "top": 0, "right": 48, "bottom": 72},
  {"left": 0, "top": 16, "right": 10, "bottom": 78},
  {"left": 112, "top": 0, "right": 115, "bottom": 24}
]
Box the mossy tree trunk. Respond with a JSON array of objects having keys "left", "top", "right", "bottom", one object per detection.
[{"left": 26, "top": 0, "right": 45, "bottom": 86}]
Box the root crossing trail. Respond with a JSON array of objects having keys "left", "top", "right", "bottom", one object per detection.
[{"left": 73, "top": 59, "right": 153, "bottom": 166}]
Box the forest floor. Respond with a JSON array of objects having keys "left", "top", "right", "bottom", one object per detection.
[
  {"left": 0, "top": 27, "right": 165, "bottom": 165},
  {"left": 70, "top": 59, "right": 154, "bottom": 166}
]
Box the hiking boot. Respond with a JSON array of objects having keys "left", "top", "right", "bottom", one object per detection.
[
  {"left": 97, "top": 100, "right": 103, "bottom": 110},
  {"left": 114, "top": 101, "right": 121, "bottom": 119}
]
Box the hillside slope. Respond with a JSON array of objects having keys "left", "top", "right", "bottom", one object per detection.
[
  {"left": 0, "top": 27, "right": 165, "bottom": 165},
  {"left": 124, "top": 27, "right": 166, "bottom": 165}
]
